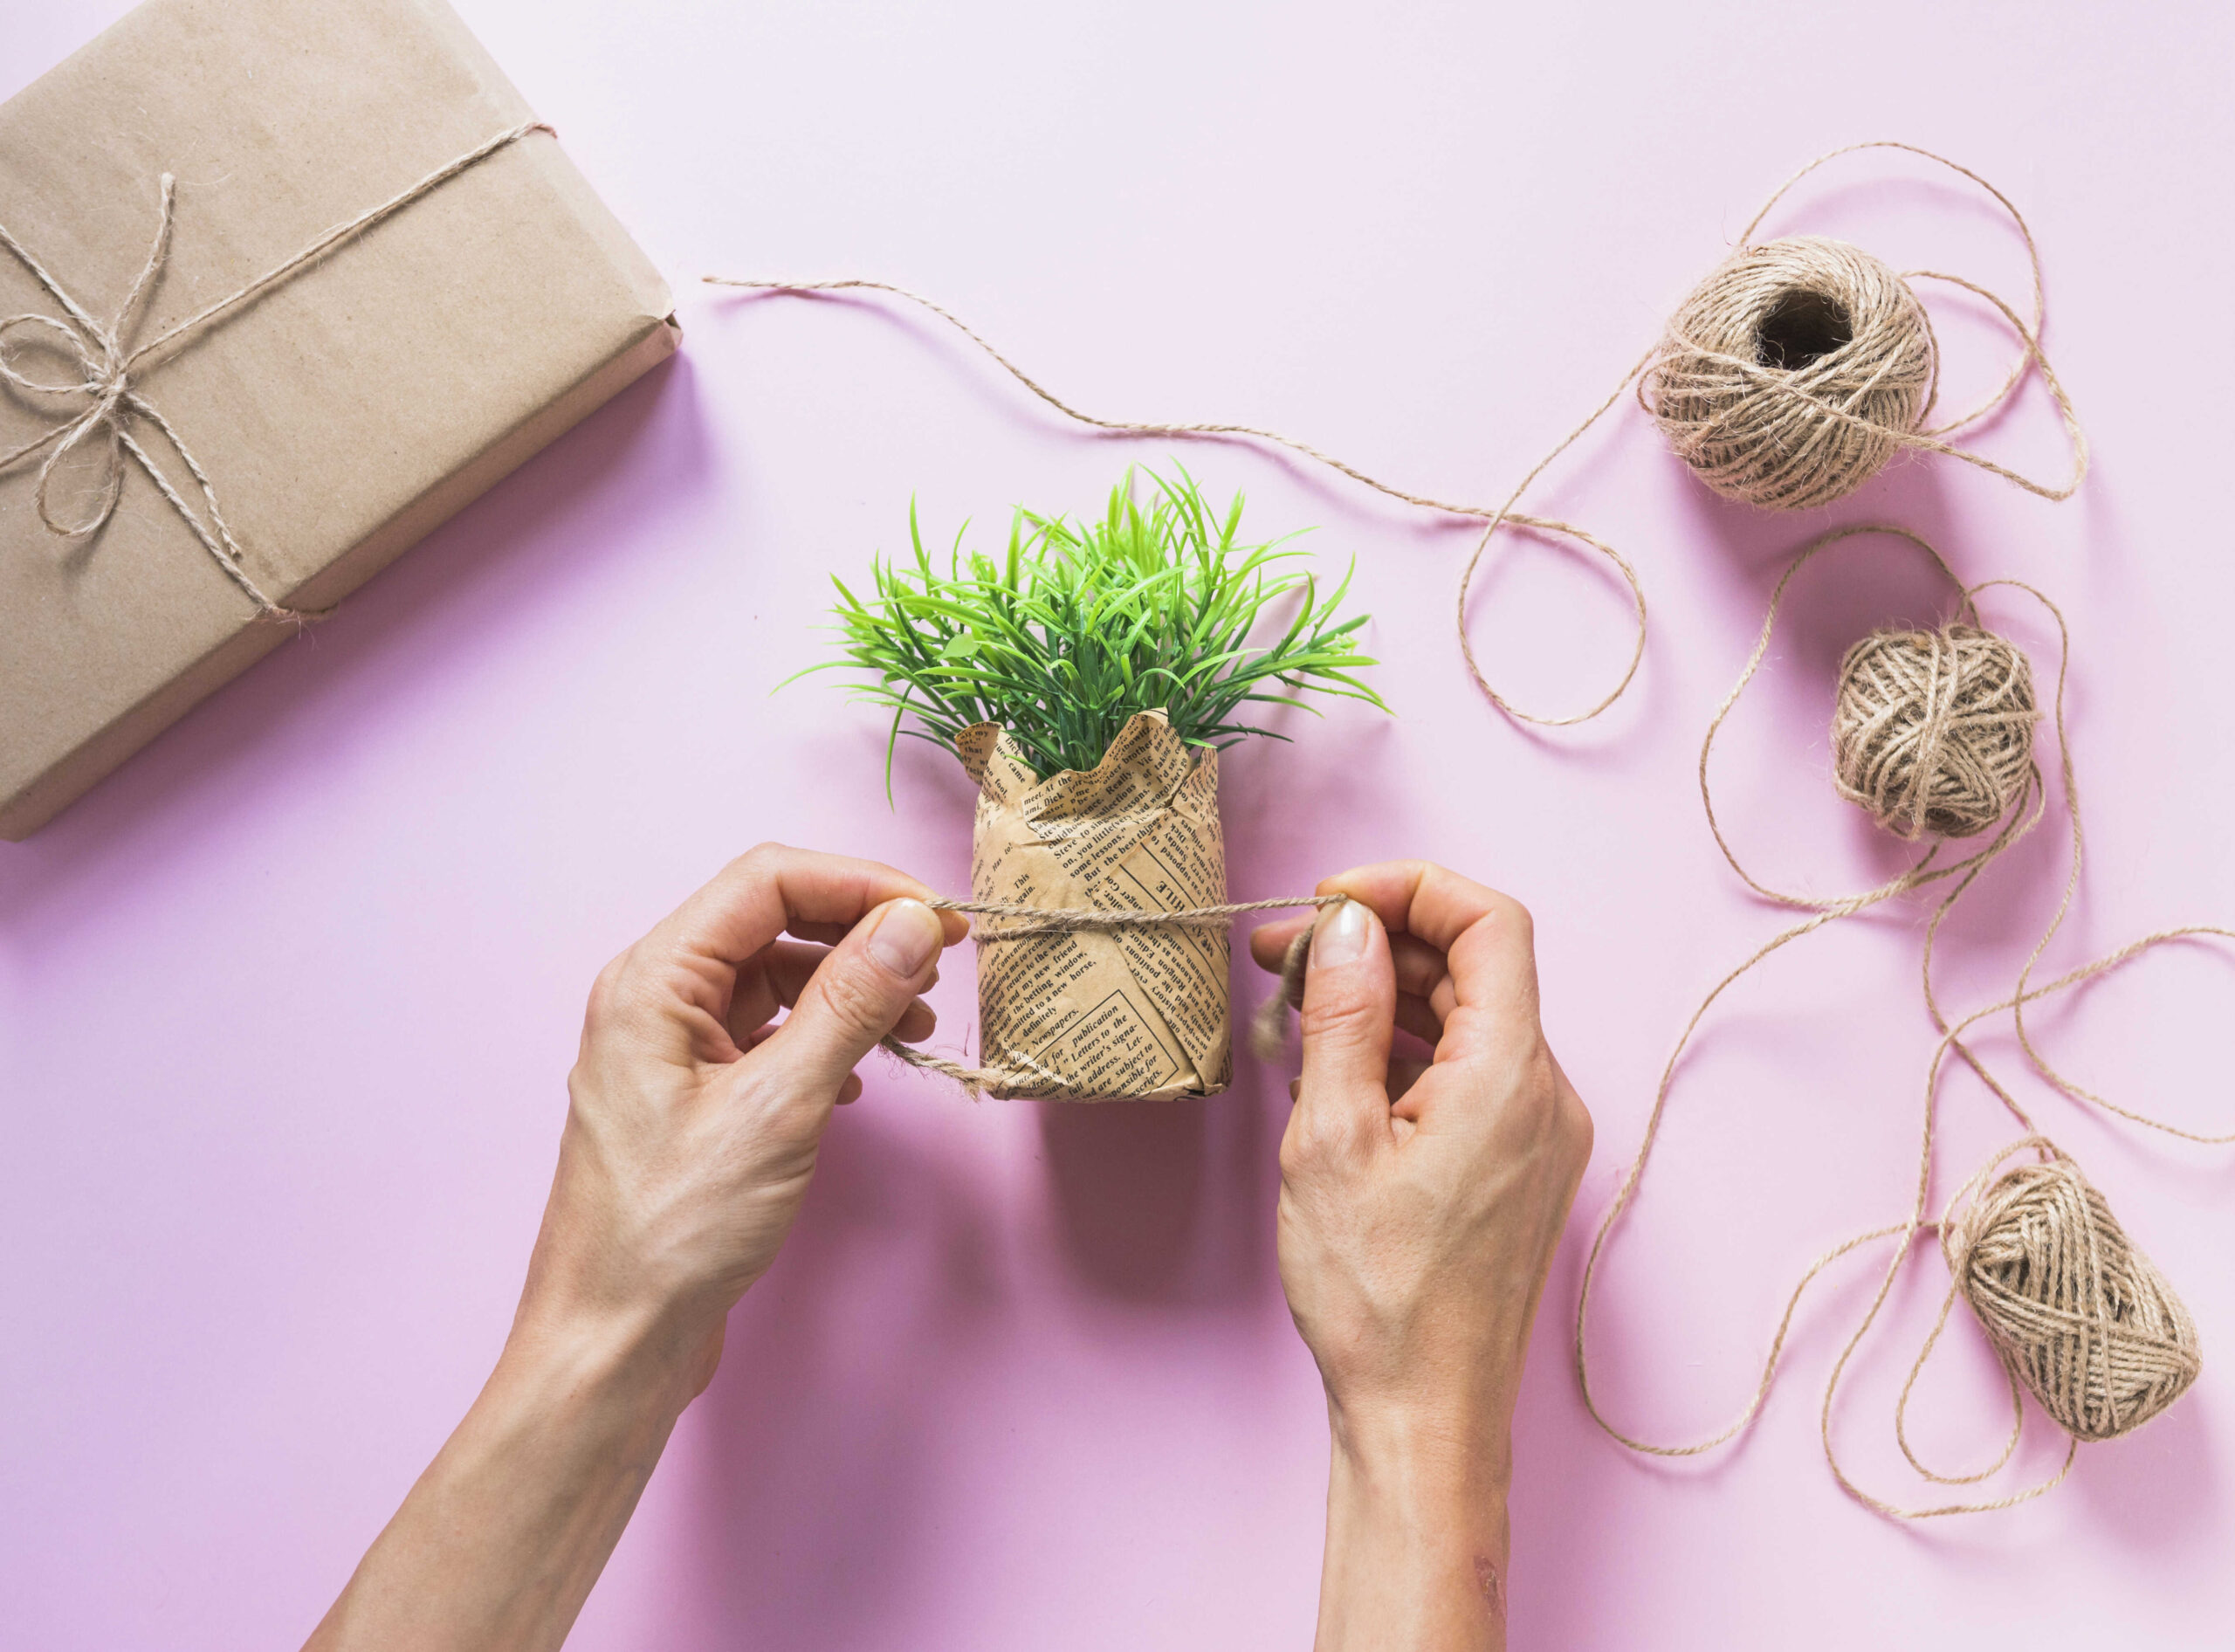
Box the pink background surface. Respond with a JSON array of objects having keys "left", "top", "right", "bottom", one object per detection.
[{"left": 6, "top": 3, "right": 2234, "bottom": 1647}]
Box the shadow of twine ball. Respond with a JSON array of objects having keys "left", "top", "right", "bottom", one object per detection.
[
  {"left": 1647, "top": 237, "right": 1936, "bottom": 510},
  {"left": 1831, "top": 623, "right": 2037, "bottom": 840},
  {"left": 1950, "top": 1157, "right": 2202, "bottom": 1441}
]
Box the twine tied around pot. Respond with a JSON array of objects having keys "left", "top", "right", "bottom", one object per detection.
[{"left": 877, "top": 894, "right": 1339, "bottom": 1097}]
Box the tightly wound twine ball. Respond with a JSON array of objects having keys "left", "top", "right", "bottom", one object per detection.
[
  {"left": 1635, "top": 143, "right": 2086, "bottom": 513},
  {"left": 1941, "top": 1148, "right": 2201, "bottom": 1443},
  {"left": 1647, "top": 236, "right": 1936, "bottom": 511},
  {"left": 1831, "top": 623, "right": 2038, "bottom": 841},
  {"left": 1813, "top": 1132, "right": 2207, "bottom": 1520}
]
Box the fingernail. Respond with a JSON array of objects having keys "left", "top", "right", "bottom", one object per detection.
[
  {"left": 1311, "top": 899, "right": 1370, "bottom": 968},
  {"left": 867, "top": 898, "right": 942, "bottom": 978}
]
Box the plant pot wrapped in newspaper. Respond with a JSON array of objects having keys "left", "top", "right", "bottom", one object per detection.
[
  {"left": 955, "top": 709, "right": 1228, "bottom": 1099},
  {"left": 810, "top": 469, "right": 1387, "bottom": 1101}
]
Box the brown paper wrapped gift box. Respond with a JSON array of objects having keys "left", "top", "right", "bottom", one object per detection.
[{"left": 0, "top": 0, "right": 678, "bottom": 838}]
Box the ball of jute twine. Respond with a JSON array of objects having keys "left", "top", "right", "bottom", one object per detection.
[
  {"left": 711, "top": 141, "right": 2085, "bottom": 731},
  {"left": 1577, "top": 524, "right": 2230, "bottom": 1518},
  {"left": 1632, "top": 143, "right": 2087, "bottom": 513},
  {"left": 1647, "top": 236, "right": 1936, "bottom": 510},
  {"left": 1936, "top": 1147, "right": 2200, "bottom": 1443},
  {"left": 1831, "top": 623, "right": 2038, "bottom": 842}
]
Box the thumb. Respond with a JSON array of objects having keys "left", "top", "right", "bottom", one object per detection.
[
  {"left": 1296, "top": 898, "right": 1394, "bottom": 1141},
  {"left": 765, "top": 897, "right": 946, "bottom": 1097}
]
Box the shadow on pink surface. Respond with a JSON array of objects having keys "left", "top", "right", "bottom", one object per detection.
[
  {"left": 677, "top": 1108, "right": 1003, "bottom": 1648},
  {"left": 0, "top": 351, "right": 705, "bottom": 926},
  {"left": 1042, "top": 1098, "right": 1210, "bottom": 1298},
  {"left": 1035, "top": 1058, "right": 1297, "bottom": 1306},
  {"left": 2071, "top": 1387, "right": 2221, "bottom": 1554}
]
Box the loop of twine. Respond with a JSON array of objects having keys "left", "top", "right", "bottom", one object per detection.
[
  {"left": 1574, "top": 523, "right": 2227, "bottom": 1518},
  {"left": 707, "top": 141, "right": 2080, "bottom": 731},
  {"left": 701, "top": 269, "right": 1646, "bottom": 726},
  {"left": 0, "top": 121, "right": 551, "bottom": 622},
  {"left": 877, "top": 894, "right": 1340, "bottom": 1096}
]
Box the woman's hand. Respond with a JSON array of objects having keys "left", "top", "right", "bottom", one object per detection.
[
  {"left": 306, "top": 844, "right": 965, "bottom": 1652},
  {"left": 519, "top": 843, "right": 966, "bottom": 1387},
  {"left": 1249, "top": 862, "right": 1592, "bottom": 1652}
]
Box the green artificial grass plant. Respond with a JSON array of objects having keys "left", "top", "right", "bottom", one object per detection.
[{"left": 808, "top": 468, "right": 1389, "bottom": 785}]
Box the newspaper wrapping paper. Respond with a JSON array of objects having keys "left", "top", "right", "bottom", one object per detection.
[{"left": 954, "top": 710, "right": 1231, "bottom": 1101}]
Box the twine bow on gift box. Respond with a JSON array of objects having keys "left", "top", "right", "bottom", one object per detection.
[{"left": 0, "top": 120, "right": 550, "bottom": 620}]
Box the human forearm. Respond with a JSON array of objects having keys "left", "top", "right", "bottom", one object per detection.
[
  {"left": 303, "top": 1308, "right": 702, "bottom": 1652},
  {"left": 303, "top": 853, "right": 959, "bottom": 1649},
  {"left": 1318, "top": 1404, "right": 1513, "bottom": 1651},
  {"left": 1253, "top": 867, "right": 1591, "bottom": 1652}
]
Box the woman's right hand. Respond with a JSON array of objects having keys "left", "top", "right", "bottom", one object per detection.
[{"left": 1249, "top": 862, "right": 1592, "bottom": 1651}]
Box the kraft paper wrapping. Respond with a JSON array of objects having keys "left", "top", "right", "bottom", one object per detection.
[
  {"left": 0, "top": 0, "right": 678, "bottom": 838},
  {"left": 956, "top": 711, "right": 1231, "bottom": 1101}
]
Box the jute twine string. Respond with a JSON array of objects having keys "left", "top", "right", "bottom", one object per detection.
[
  {"left": 1249, "top": 925, "right": 1322, "bottom": 1064},
  {"left": 707, "top": 141, "right": 2080, "bottom": 729},
  {"left": 1818, "top": 994, "right": 2207, "bottom": 1516},
  {"left": 877, "top": 894, "right": 1341, "bottom": 1096},
  {"left": 1799, "top": 573, "right": 2223, "bottom": 1515},
  {"left": 0, "top": 121, "right": 551, "bottom": 621},
  {"left": 1575, "top": 525, "right": 2226, "bottom": 1517},
  {"left": 697, "top": 285, "right": 1649, "bottom": 729},
  {"left": 1945, "top": 1149, "right": 2197, "bottom": 1442}
]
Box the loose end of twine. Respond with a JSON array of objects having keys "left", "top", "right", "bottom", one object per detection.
[
  {"left": 698, "top": 273, "right": 1647, "bottom": 730},
  {"left": 1247, "top": 926, "right": 1314, "bottom": 1063}
]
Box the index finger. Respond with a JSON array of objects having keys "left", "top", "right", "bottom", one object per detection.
[
  {"left": 647, "top": 842, "right": 971, "bottom": 967},
  {"left": 1311, "top": 860, "right": 1539, "bottom": 1043}
]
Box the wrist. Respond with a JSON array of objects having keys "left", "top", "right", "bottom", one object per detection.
[
  {"left": 1330, "top": 1400, "right": 1512, "bottom": 1520},
  {"left": 313, "top": 1284, "right": 710, "bottom": 1650},
  {"left": 1329, "top": 1384, "right": 1514, "bottom": 1489},
  {"left": 1320, "top": 1400, "right": 1514, "bottom": 1650},
  {"left": 499, "top": 1290, "right": 720, "bottom": 1430}
]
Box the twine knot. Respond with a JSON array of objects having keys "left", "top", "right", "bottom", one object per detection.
[
  {"left": 0, "top": 172, "right": 292, "bottom": 609},
  {"left": 1832, "top": 623, "right": 2037, "bottom": 840},
  {"left": 1944, "top": 1152, "right": 2201, "bottom": 1442},
  {"left": 1, "top": 123, "right": 551, "bottom": 623},
  {"left": 3, "top": 286, "right": 150, "bottom": 540}
]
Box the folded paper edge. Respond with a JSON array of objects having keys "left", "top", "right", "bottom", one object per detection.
[{"left": 953, "top": 707, "right": 1196, "bottom": 801}]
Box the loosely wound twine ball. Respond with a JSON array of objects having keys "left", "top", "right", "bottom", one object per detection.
[
  {"left": 1948, "top": 1157, "right": 2201, "bottom": 1442},
  {"left": 1648, "top": 237, "right": 1936, "bottom": 510},
  {"left": 1831, "top": 623, "right": 2036, "bottom": 841}
]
